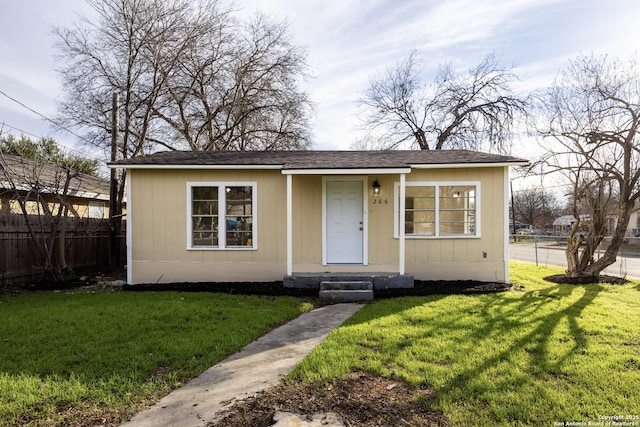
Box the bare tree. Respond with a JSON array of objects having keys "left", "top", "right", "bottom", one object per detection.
[
  {"left": 360, "top": 51, "right": 526, "bottom": 151},
  {"left": 152, "top": 12, "right": 312, "bottom": 151},
  {"left": 54, "top": 0, "right": 312, "bottom": 227},
  {"left": 55, "top": 0, "right": 311, "bottom": 153},
  {"left": 0, "top": 151, "right": 79, "bottom": 282},
  {"left": 534, "top": 53, "right": 640, "bottom": 278},
  {"left": 512, "top": 187, "right": 561, "bottom": 229},
  {"left": 54, "top": 0, "right": 179, "bottom": 221}
]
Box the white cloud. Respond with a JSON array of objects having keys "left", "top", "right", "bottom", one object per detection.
[{"left": 1, "top": 0, "right": 638, "bottom": 152}]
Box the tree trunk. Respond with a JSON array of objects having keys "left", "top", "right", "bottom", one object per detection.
[
  {"left": 55, "top": 206, "right": 73, "bottom": 282},
  {"left": 582, "top": 200, "right": 634, "bottom": 277},
  {"left": 413, "top": 129, "right": 429, "bottom": 150},
  {"left": 565, "top": 231, "right": 583, "bottom": 278}
]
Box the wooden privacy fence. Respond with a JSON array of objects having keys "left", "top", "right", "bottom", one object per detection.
[{"left": 0, "top": 214, "right": 126, "bottom": 288}]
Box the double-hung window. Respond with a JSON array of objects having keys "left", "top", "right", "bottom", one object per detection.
[
  {"left": 395, "top": 182, "right": 480, "bottom": 238},
  {"left": 188, "top": 182, "right": 256, "bottom": 249}
]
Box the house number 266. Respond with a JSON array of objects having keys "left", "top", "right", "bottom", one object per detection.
[{"left": 372, "top": 198, "right": 388, "bottom": 205}]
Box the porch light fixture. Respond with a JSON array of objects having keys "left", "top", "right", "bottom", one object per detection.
[{"left": 372, "top": 179, "right": 381, "bottom": 195}]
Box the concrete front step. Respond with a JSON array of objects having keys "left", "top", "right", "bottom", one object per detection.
[
  {"left": 319, "top": 289, "right": 374, "bottom": 304},
  {"left": 320, "top": 280, "right": 373, "bottom": 291},
  {"left": 284, "top": 273, "right": 414, "bottom": 290},
  {"left": 319, "top": 280, "right": 374, "bottom": 304}
]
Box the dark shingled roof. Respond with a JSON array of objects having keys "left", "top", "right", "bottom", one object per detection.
[
  {"left": 109, "top": 149, "right": 527, "bottom": 169},
  {"left": 2, "top": 153, "right": 109, "bottom": 199}
]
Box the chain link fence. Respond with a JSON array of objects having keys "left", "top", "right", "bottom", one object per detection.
[{"left": 509, "top": 234, "right": 640, "bottom": 279}]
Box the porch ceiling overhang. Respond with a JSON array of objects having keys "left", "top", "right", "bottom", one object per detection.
[{"left": 281, "top": 168, "right": 411, "bottom": 175}]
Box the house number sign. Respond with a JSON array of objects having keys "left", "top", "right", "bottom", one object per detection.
[{"left": 372, "top": 198, "right": 389, "bottom": 205}]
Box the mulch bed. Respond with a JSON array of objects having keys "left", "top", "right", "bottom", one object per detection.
[
  {"left": 118, "top": 280, "right": 512, "bottom": 297},
  {"left": 209, "top": 371, "right": 448, "bottom": 427},
  {"left": 543, "top": 274, "right": 629, "bottom": 285},
  {"left": 12, "top": 273, "right": 629, "bottom": 297}
]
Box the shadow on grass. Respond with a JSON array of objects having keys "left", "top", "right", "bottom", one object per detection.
[
  {"left": 335, "top": 281, "right": 606, "bottom": 421},
  {"left": 466, "top": 284, "right": 596, "bottom": 372},
  {"left": 425, "top": 282, "right": 603, "bottom": 421}
]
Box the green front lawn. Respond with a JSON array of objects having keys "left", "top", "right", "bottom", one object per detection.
[
  {"left": 0, "top": 291, "right": 312, "bottom": 426},
  {"left": 2, "top": 264, "right": 639, "bottom": 426},
  {"left": 290, "top": 262, "right": 640, "bottom": 426}
]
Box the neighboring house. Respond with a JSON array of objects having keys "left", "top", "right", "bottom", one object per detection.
[
  {"left": 614, "top": 204, "right": 640, "bottom": 237},
  {"left": 553, "top": 215, "right": 577, "bottom": 235},
  {"left": 554, "top": 211, "right": 633, "bottom": 237},
  {"left": 0, "top": 153, "right": 109, "bottom": 218},
  {"left": 109, "top": 150, "right": 527, "bottom": 285},
  {"left": 628, "top": 207, "right": 640, "bottom": 237},
  {"left": 552, "top": 214, "right": 592, "bottom": 235}
]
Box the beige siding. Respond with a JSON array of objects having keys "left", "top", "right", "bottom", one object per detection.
[
  {"left": 128, "top": 165, "right": 508, "bottom": 284},
  {"left": 403, "top": 167, "right": 506, "bottom": 281},
  {"left": 367, "top": 175, "right": 398, "bottom": 266},
  {"left": 129, "top": 169, "right": 287, "bottom": 284},
  {"left": 1, "top": 197, "right": 108, "bottom": 218},
  {"left": 292, "top": 175, "right": 322, "bottom": 265}
]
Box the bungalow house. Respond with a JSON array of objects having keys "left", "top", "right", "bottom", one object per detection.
[
  {"left": 109, "top": 150, "right": 527, "bottom": 286},
  {"left": 552, "top": 215, "right": 586, "bottom": 235},
  {"left": 1, "top": 153, "right": 110, "bottom": 218}
]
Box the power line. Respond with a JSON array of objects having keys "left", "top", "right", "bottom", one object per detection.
[
  {"left": 0, "top": 121, "right": 45, "bottom": 140},
  {"left": 0, "top": 89, "right": 91, "bottom": 144},
  {"left": 0, "top": 120, "right": 109, "bottom": 172},
  {"left": 0, "top": 89, "right": 111, "bottom": 167}
]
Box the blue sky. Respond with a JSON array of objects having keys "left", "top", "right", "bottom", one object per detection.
[{"left": 1, "top": 0, "right": 639, "bottom": 156}]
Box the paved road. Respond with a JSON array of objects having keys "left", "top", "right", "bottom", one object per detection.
[{"left": 509, "top": 242, "right": 640, "bottom": 279}]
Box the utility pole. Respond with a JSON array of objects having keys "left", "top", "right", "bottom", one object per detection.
[{"left": 109, "top": 92, "right": 119, "bottom": 271}]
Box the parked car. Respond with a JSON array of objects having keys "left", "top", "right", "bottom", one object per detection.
[{"left": 516, "top": 228, "right": 534, "bottom": 235}]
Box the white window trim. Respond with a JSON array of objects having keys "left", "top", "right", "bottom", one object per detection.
[
  {"left": 186, "top": 181, "right": 257, "bottom": 250},
  {"left": 394, "top": 181, "right": 481, "bottom": 239}
]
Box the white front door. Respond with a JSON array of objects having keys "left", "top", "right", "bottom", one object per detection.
[{"left": 326, "top": 180, "right": 364, "bottom": 264}]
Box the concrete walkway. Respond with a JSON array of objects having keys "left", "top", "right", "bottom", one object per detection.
[{"left": 120, "top": 303, "right": 364, "bottom": 427}]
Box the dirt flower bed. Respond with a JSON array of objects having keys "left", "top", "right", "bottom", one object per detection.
[{"left": 210, "top": 372, "right": 448, "bottom": 427}]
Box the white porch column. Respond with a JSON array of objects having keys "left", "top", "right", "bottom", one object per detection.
[
  {"left": 399, "top": 173, "right": 406, "bottom": 275},
  {"left": 286, "top": 173, "right": 293, "bottom": 276}
]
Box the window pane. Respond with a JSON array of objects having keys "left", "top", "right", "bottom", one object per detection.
[
  {"left": 192, "top": 216, "right": 218, "bottom": 246},
  {"left": 88, "top": 202, "right": 104, "bottom": 219},
  {"left": 193, "top": 200, "right": 218, "bottom": 215},
  {"left": 405, "top": 186, "right": 435, "bottom": 235},
  {"left": 192, "top": 187, "right": 217, "bottom": 200},
  {"left": 406, "top": 186, "right": 435, "bottom": 208},
  {"left": 407, "top": 221, "right": 435, "bottom": 235},
  {"left": 225, "top": 186, "right": 254, "bottom": 247},
  {"left": 192, "top": 186, "right": 219, "bottom": 247},
  {"left": 439, "top": 186, "right": 476, "bottom": 235}
]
